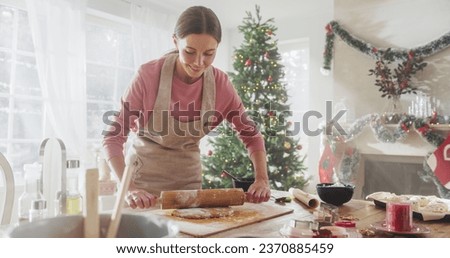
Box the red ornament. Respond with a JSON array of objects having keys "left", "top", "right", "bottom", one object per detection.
[
  {"left": 401, "top": 123, "right": 409, "bottom": 132},
  {"left": 399, "top": 80, "right": 409, "bottom": 89},
  {"left": 345, "top": 147, "right": 353, "bottom": 156},
  {"left": 325, "top": 23, "right": 333, "bottom": 35},
  {"left": 417, "top": 124, "right": 430, "bottom": 135},
  {"left": 431, "top": 111, "right": 438, "bottom": 124},
  {"left": 245, "top": 58, "right": 252, "bottom": 66}
]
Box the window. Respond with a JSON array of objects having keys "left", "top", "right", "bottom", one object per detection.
[
  {"left": 0, "top": 4, "right": 135, "bottom": 172},
  {"left": 0, "top": 5, "right": 42, "bottom": 172},
  {"left": 279, "top": 38, "right": 310, "bottom": 159},
  {"left": 85, "top": 13, "right": 134, "bottom": 151}
]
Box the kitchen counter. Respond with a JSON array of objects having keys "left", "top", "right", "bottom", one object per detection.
[
  {"left": 2, "top": 191, "right": 449, "bottom": 238},
  {"left": 134, "top": 191, "right": 450, "bottom": 238}
]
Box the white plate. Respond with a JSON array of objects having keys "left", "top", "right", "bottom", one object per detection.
[{"left": 371, "top": 221, "right": 430, "bottom": 235}]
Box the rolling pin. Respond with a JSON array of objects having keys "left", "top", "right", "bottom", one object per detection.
[{"left": 160, "top": 188, "right": 245, "bottom": 209}]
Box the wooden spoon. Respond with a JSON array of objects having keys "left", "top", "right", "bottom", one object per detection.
[
  {"left": 106, "top": 164, "right": 134, "bottom": 238},
  {"left": 84, "top": 168, "right": 99, "bottom": 238}
]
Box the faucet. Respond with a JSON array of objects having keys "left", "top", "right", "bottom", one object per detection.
[
  {"left": 0, "top": 152, "right": 15, "bottom": 225},
  {"left": 39, "top": 138, "right": 67, "bottom": 216}
]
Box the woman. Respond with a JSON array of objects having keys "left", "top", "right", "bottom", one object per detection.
[{"left": 103, "top": 6, "right": 270, "bottom": 209}]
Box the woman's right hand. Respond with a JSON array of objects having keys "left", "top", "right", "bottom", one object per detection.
[{"left": 126, "top": 189, "right": 158, "bottom": 209}]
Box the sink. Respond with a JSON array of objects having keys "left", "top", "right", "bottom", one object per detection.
[
  {"left": 7, "top": 213, "right": 178, "bottom": 238},
  {"left": 0, "top": 152, "right": 14, "bottom": 225}
]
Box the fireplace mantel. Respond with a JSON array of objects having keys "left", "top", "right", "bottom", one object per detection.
[{"left": 343, "top": 124, "right": 450, "bottom": 199}]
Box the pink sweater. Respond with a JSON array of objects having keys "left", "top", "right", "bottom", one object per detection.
[{"left": 103, "top": 57, "right": 265, "bottom": 160}]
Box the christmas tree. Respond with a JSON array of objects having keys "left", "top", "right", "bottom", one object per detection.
[{"left": 201, "top": 5, "right": 309, "bottom": 191}]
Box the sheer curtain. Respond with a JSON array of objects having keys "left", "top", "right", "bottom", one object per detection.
[
  {"left": 26, "top": 0, "right": 87, "bottom": 215},
  {"left": 130, "top": 3, "right": 176, "bottom": 68},
  {"left": 26, "top": 0, "right": 87, "bottom": 157}
]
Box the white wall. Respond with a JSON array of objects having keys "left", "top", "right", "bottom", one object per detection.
[{"left": 333, "top": 0, "right": 450, "bottom": 119}]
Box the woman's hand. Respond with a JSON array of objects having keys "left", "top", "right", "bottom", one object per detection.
[
  {"left": 126, "top": 189, "right": 158, "bottom": 209},
  {"left": 245, "top": 179, "right": 271, "bottom": 203}
]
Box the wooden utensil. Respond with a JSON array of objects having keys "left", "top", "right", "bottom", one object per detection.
[
  {"left": 106, "top": 164, "right": 134, "bottom": 238},
  {"left": 84, "top": 168, "right": 99, "bottom": 238},
  {"left": 160, "top": 188, "right": 245, "bottom": 209},
  {"left": 221, "top": 170, "right": 241, "bottom": 181}
]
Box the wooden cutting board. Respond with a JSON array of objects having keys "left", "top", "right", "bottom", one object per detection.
[{"left": 149, "top": 202, "right": 293, "bottom": 237}]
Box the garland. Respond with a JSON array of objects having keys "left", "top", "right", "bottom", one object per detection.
[
  {"left": 414, "top": 117, "right": 445, "bottom": 147},
  {"left": 370, "top": 114, "right": 415, "bottom": 143},
  {"left": 327, "top": 113, "right": 445, "bottom": 146},
  {"left": 322, "top": 21, "right": 450, "bottom": 71}
]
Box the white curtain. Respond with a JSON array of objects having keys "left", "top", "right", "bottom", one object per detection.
[
  {"left": 26, "top": 0, "right": 87, "bottom": 216},
  {"left": 26, "top": 0, "right": 87, "bottom": 158},
  {"left": 130, "top": 3, "right": 176, "bottom": 68}
]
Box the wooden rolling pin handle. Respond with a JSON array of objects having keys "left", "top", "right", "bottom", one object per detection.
[{"left": 160, "top": 188, "right": 245, "bottom": 209}]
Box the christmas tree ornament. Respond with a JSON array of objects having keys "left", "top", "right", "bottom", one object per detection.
[{"left": 284, "top": 141, "right": 291, "bottom": 150}]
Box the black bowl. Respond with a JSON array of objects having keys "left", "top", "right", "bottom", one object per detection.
[
  {"left": 316, "top": 183, "right": 354, "bottom": 206},
  {"left": 232, "top": 177, "right": 255, "bottom": 192}
]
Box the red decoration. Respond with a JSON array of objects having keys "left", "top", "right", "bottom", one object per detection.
[
  {"left": 325, "top": 23, "right": 333, "bottom": 35},
  {"left": 318, "top": 142, "right": 337, "bottom": 183},
  {"left": 386, "top": 202, "right": 413, "bottom": 232},
  {"left": 401, "top": 123, "right": 409, "bottom": 132},
  {"left": 430, "top": 111, "right": 438, "bottom": 124},
  {"left": 417, "top": 124, "right": 430, "bottom": 135},
  {"left": 427, "top": 135, "right": 450, "bottom": 189},
  {"left": 245, "top": 58, "right": 252, "bottom": 66}
]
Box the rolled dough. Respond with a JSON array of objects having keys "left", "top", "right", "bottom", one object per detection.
[{"left": 171, "top": 207, "right": 234, "bottom": 219}]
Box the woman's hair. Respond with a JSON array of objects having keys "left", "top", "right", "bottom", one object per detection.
[{"left": 174, "top": 6, "right": 222, "bottom": 43}]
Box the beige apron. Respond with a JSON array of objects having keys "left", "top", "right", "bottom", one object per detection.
[{"left": 126, "top": 54, "right": 216, "bottom": 196}]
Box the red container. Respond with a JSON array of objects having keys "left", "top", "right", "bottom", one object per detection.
[{"left": 386, "top": 202, "right": 412, "bottom": 232}]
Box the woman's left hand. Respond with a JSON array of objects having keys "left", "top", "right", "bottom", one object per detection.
[{"left": 245, "top": 179, "right": 271, "bottom": 203}]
